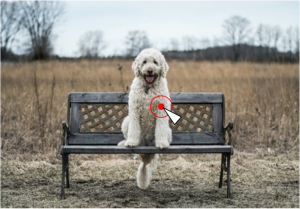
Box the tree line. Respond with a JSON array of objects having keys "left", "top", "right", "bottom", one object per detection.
[{"left": 1, "top": 1, "right": 299, "bottom": 62}]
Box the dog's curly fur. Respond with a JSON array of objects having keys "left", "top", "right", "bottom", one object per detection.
[{"left": 118, "top": 48, "right": 172, "bottom": 189}]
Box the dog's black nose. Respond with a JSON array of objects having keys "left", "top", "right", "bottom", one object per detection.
[{"left": 147, "top": 69, "right": 153, "bottom": 75}]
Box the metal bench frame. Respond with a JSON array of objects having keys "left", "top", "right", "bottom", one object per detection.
[{"left": 60, "top": 92, "right": 233, "bottom": 199}]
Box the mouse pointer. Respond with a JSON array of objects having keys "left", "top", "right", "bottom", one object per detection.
[{"left": 163, "top": 107, "right": 181, "bottom": 125}]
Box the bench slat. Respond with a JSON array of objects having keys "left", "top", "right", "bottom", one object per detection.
[
  {"left": 213, "top": 103, "right": 223, "bottom": 133},
  {"left": 69, "top": 92, "right": 224, "bottom": 103},
  {"left": 62, "top": 145, "right": 232, "bottom": 154},
  {"left": 67, "top": 133, "right": 224, "bottom": 145}
]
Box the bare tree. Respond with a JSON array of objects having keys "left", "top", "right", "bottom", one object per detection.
[
  {"left": 281, "top": 35, "right": 287, "bottom": 52},
  {"left": 272, "top": 25, "right": 282, "bottom": 60},
  {"left": 294, "top": 25, "right": 299, "bottom": 55},
  {"left": 213, "top": 37, "right": 220, "bottom": 47},
  {"left": 256, "top": 24, "right": 271, "bottom": 46},
  {"left": 257, "top": 24, "right": 281, "bottom": 48},
  {"left": 169, "top": 38, "right": 179, "bottom": 51},
  {"left": 125, "top": 30, "right": 151, "bottom": 57},
  {"left": 256, "top": 24, "right": 264, "bottom": 47},
  {"left": 19, "top": 1, "right": 65, "bottom": 60},
  {"left": 272, "top": 26, "right": 282, "bottom": 49},
  {"left": 78, "top": 30, "right": 105, "bottom": 58},
  {"left": 200, "top": 38, "right": 210, "bottom": 49},
  {"left": 182, "top": 36, "right": 199, "bottom": 51},
  {"left": 222, "top": 15, "right": 251, "bottom": 61},
  {"left": 286, "top": 26, "right": 293, "bottom": 52},
  {"left": 1, "top": 1, "right": 22, "bottom": 59},
  {"left": 256, "top": 24, "right": 282, "bottom": 61},
  {"left": 286, "top": 26, "right": 294, "bottom": 61}
]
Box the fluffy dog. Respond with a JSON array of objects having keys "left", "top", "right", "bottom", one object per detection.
[{"left": 118, "top": 48, "right": 172, "bottom": 189}]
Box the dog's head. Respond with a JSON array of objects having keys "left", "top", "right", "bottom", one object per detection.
[{"left": 132, "top": 48, "right": 169, "bottom": 84}]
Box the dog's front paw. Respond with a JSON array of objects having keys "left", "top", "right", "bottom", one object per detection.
[
  {"left": 125, "top": 139, "right": 140, "bottom": 147},
  {"left": 117, "top": 140, "right": 126, "bottom": 146},
  {"left": 155, "top": 140, "right": 170, "bottom": 149}
]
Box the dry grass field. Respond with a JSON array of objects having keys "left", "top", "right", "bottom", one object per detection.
[{"left": 1, "top": 60, "right": 299, "bottom": 207}]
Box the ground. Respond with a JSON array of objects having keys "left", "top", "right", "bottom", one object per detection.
[{"left": 1, "top": 152, "right": 299, "bottom": 208}]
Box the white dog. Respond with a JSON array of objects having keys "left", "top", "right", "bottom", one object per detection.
[{"left": 118, "top": 48, "right": 172, "bottom": 189}]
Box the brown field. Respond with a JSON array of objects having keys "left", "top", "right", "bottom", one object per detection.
[{"left": 1, "top": 60, "right": 299, "bottom": 207}]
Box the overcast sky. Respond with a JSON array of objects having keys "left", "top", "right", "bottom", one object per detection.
[{"left": 53, "top": 1, "right": 299, "bottom": 57}]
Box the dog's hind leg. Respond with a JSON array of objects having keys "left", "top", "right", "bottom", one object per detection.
[
  {"left": 118, "top": 116, "right": 129, "bottom": 146},
  {"left": 136, "top": 154, "right": 159, "bottom": 189}
]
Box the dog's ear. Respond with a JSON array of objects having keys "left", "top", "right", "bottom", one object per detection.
[
  {"left": 131, "top": 58, "right": 140, "bottom": 77},
  {"left": 160, "top": 54, "right": 169, "bottom": 77}
]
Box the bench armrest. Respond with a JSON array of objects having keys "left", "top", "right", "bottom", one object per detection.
[
  {"left": 61, "top": 121, "right": 69, "bottom": 146},
  {"left": 224, "top": 122, "right": 233, "bottom": 145}
]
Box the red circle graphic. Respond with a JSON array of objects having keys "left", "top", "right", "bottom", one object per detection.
[{"left": 150, "top": 95, "right": 173, "bottom": 118}]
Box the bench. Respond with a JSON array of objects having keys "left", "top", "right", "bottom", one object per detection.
[{"left": 60, "top": 92, "right": 234, "bottom": 199}]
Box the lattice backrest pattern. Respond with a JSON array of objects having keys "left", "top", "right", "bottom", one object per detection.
[
  {"left": 79, "top": 103, "right": 213, "bottom": 133},
  {"left": 80, "top": 104, "right": 128, "bottom": 133},
  {"left": 171, "top": 104, "right": 213, "bottom": 133}
]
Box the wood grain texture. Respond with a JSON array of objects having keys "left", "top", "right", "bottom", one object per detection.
[
  {"left": 69, "top": 92, "right": 224, "bottom": 103},
  {"left": 67, "top": 133, "right": 224, "bottom": 145},
  {"left": 61, "top": 145, "right": 233, "bottom": 154},
  {"left": 213, "top": 103, "right": 223, "bottom": 133},
  {"left": 70, "top": 103, "right": 79, "bottom": 134}
]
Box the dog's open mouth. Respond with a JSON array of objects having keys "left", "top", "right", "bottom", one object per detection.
[{"left": 144, "top": 75, "right": 157, "bottom": 84}]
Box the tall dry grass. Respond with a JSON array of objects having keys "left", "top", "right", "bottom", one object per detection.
[{"left": 1, "top": 60, "right": 299, "bottom": 159}]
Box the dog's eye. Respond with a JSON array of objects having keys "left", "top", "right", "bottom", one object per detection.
[
  {"left": 154, "top": 60, "right": 158, "bottom": 65},
  {"left": 143, "top": 60, "right": 147, "bottom": 64}
]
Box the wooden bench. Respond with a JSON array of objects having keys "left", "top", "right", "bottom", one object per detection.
[{"left": 60, "top": 92, "right": 234, "bottom": 199}]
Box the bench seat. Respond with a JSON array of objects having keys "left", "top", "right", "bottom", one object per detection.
[{"left": 61, "top": 145, "right": 233, "bottom": 154}]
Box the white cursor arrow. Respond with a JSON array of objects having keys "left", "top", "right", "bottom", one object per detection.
[{"left": 163, "top": 107, "right": 181, "bottom": 125}]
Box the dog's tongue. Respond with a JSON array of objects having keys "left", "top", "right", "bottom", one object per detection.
[{"left": 146, "top": 76, "right": 154, "bottom": 83}]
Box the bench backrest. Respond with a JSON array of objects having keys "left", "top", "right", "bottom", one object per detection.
[{"left": 67, "top": 92, "right": 225, "bottom": 145}]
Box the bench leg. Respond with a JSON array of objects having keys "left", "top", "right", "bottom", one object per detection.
[
  {"left": 226, "top": 154, "right": 231, "bottom": 198},
  {"left": 61, "top": 154, "right": 66, "bottom": 199},
  {"left": 219, "top": 153, "right": 225, "bottom": 188},
  {"left": 66, "top": 154, "right": 70, "bottom": 188}
]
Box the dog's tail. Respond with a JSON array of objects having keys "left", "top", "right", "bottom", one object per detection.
[{"left": 136, "top": 153, "right": 159, "bottom": 189}]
